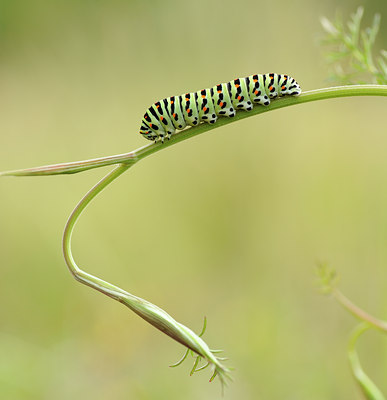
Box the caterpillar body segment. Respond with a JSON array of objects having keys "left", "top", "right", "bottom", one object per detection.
[
  {"left": 197, "top": 88, "right": 217, "bottom": 125},
  {"left": 212, "top": 82, "right": 235, "bottom": 117},
  {"left": 182, "top": 92, "right": 200, "bottom": 127},
  {"left": 248, "top": 74, "right": 270, "bottom": 106},
  {"left": 165, "top": 96, "right": 187, "bottom": 131},
  {"left": 229, "top": 78, "right": 253, "bottom": 111},
  {"left": 139, "top": 73, "right": 301, "bottom": 142}
]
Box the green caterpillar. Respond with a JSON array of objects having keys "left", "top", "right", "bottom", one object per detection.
[{"left": 139, "top": 73, "right": 301, "bottom": 142}]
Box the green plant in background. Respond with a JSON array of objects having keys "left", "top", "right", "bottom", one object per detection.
[
  {"left": 1, "top": 6, "right": 387, "bottom": 394},
  {"left": 319, "top": 9, "right": 387, "bottom": 399},
  {"left": 317, "top": 264, "right": 387, "bottom": 400},
  {"left": 321, "top": 7, "right": 387, "bottom": 85}
]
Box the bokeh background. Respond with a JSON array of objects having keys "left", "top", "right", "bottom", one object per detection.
[{"left": 1, "top": 0, "right": 387, "bottom": 399}]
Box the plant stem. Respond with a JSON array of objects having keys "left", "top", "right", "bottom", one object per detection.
[
  {"left": 62, "top": 164, "right": 132, "bottom": 298},
  {"left": 1, "top": 85, "right": 386, "bottom": 177},
  {"left": 332, "top": 289, "right": 387, "bottom": 333},
  {"left": 62, "top": 163, "right": 231, "bottom": 385}
]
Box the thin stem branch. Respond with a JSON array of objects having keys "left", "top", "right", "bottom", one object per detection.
[
  {"left": 62, "top": 163, "right": 133, "bottom": 299},
  {"left": 332, "top": 288, "right": 387, "bottom": 332}
]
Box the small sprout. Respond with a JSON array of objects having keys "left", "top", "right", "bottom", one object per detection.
[
  {"left": 190, "top": 356, "right": 200, "bottom": 376},
  {"left": 315, "top": 262, "right": 340, "bottom": 294},
  {"left": 198, "top": 316, "right": 207, "bottom": 337},
  {"left": 209, "top": 369, "right": 218, "bottom": 383},
  {"left": 194, "top": 361, "right": 210, "bottom": 372},
  {"left": 169, "top": 348, "right": 190, "bottom": 368}
]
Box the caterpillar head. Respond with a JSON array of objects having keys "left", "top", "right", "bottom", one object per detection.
[{"left": 139, "top": 125, "right": 157, "bottom": 141}]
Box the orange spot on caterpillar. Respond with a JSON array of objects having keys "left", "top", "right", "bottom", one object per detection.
[
  {"left": 160, "top": 116, "right": 164, "bottom": 121},
  {"left": 203, "top": 107, "right": 207, "bottom": 112},
  {"left": 202, "top": 94, "right": 206, "bottom": 98},
  {"left": 237, "top": 95, "right": 241, "bottom": 101},
  {"left": 173, "top": 113, "right": 176, "bottom": 118},
  {"left": 269, "top": 86, "right": 273, "bottom": 91},
  {"left": 186, "top": 108, "right": 190, "bottom": 113},
  {"left": 217, "top": 90, "right": 222, "bottom": 93},
  {"left": 219, "top": 102, "right": 224, "bottom": 107},
  {"left": 254, "top": 90, "right": 259, "bottom": 95},
  {"left": 170, "top": 100, "right": 174, "bottom": 104},
  {"left": 235, "top": 84, "right": 240, "bottom": 88},
  {"left": 281, "top": 85, "right": 286, "bottom": 90},
  {"left": 253, "top": 78, "right": 258, "bottom": 82}
]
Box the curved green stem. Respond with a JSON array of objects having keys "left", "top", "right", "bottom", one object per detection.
[
  {"left": 348, "top": 323, "right": 386, "bottom": 400},
  {"left": 62, "top": 164, "right": 132, "bottom": 298},
  {"left": 1, "top": 85, "right": 386, "bottom": 177},
  {"left": 62, "top": 162, "right": 231, "bottom": 385}
]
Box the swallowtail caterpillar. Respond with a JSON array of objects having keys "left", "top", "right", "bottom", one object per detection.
[{"left": 139, "top": 73, "right": 301, "bottom": 142}]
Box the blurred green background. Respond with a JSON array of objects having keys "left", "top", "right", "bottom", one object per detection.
[{"left": 1, "top": 0, "right": 387, "bottom": 399}]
